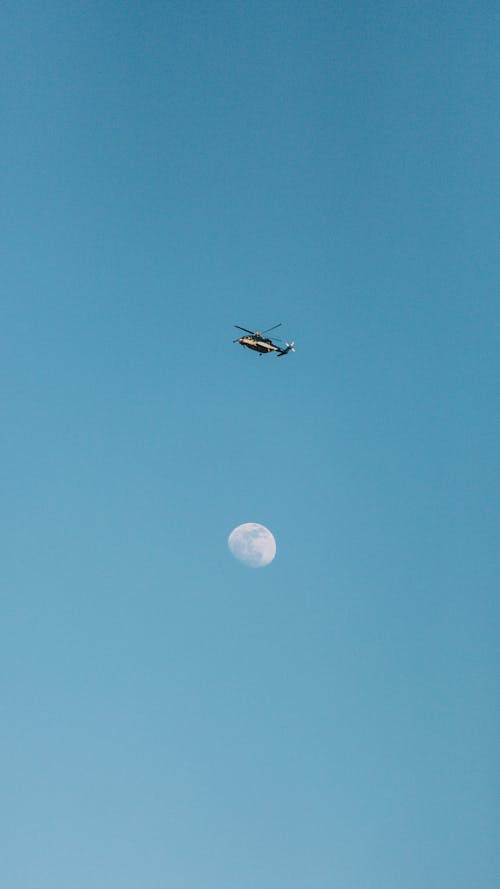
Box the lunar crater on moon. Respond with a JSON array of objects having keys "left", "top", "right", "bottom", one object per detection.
[{"left": 227, "top": 523, "right": 276, "bottom": 568}]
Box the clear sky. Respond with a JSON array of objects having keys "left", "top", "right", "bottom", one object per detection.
[{"left": 1, "top": 2, "right": 497, "bottom": 887}]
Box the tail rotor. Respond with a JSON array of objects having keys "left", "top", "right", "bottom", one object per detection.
[{"left": 277, "top": 341, "right": 295, "bottom": 357}]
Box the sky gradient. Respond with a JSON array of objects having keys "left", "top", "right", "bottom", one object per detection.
[{"left": 1, "top": 2, "right": 497, "bottom": 887}]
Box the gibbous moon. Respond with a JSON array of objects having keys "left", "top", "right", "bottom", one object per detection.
[{"left": 228, "top": 523, "right": 276, "bottom": 568}]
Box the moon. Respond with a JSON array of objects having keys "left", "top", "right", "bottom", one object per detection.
[{"left": 227, "top": 523, "right": 276, "bottom": 568}]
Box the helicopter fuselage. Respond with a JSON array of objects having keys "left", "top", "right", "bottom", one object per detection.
[{"left": 237, "top": 335, "right": 279, "bottom": 354}]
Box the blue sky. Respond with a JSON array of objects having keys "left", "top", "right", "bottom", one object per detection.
[{"left": 1, "top": 2, "right": 497, "bottom": 887}]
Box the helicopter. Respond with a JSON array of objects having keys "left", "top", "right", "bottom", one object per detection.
[{"left": 233, "top": 324, "right": 295, "bottom": 357}]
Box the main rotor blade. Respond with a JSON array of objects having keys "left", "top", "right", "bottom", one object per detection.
[
  {"left": 262, "top": 323, "right": 282, "bottom": 333},
  {"left": 234, "top": 325, "right": 255, "bottom": 335}
]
